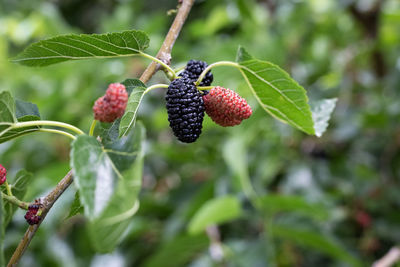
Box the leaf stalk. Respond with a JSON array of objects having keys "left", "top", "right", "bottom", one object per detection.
[
  {"left": 1, "top": 192, "right": 29, "bottom": 210},
  {"left": 195, "top": 61, "right": 240, "bottom": 86}
]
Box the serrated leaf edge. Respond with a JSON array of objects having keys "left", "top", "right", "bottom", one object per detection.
[
  {"left": 238, "top": 61, "right": 315, "bottom": 134},
  {"left": 12, "top": 30, "right": 149, "bottom": 64}
]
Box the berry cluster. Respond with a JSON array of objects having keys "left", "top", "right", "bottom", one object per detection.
[
  {"left": 180, "top": 60, "right": 213, "bottom": 86},
  {"left": 165, "top": 60, "right": 252, "bottom": 142},
  {"left": 166, "top": 78, "right": 205, "bottom": 143},
  {"left": 203, "top": 86, "right": 252, "bottom": 127},
  {"left": 0, "top": 164, "right": 6, "bottom": 185},
  {"left": 24, "top": 202, "right": 42, "bottom": 225},
  {"left": 92, "top": 61, "right": 252, "bottom": 143},
  {"left": 93, "top": 83, "right": 128, "bottom": 123}
]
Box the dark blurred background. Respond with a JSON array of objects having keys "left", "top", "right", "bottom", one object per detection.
[{"left": 1, "top": 0, "right": 400, "bottom": 266}]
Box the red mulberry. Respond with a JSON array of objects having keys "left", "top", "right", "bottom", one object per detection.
[
  {"left": 93, "top": 83, "right": 128, "bottom": 123},
  {"left": 202, "top": 86, "right": 252, "bottom": 127}
]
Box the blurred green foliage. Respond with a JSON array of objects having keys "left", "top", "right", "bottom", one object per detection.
[{"left": 1, "top": 0, "right": 400, "bottom": 266}]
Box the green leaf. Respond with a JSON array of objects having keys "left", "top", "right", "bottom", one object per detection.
[
  {"left": 88, "top": 123, "right": 145, "bottom": 252},
  {"left": 12, "top": 30, "right": 149, "bottom": 67},
  {"left": 119, "top": 79, "right": 146, "bottom": 137},
  {"left": 236, "top": 46, "right": 315, "bottom": 135},
  {"left": 222, "top": 136, "right": 255, "bottom": 198},
  {"left": 71, "top": 122, "right": 146, "bottom": 252},
  {"left": 0, "top": 92, "right": 41, "bottom": 144},
  {"left": 311, "top": 98, "right": 337, "bottom": 137},
  {"left": 0, "top": 91, "right": 16, "bottom": 123},
  {"left": 66, "top": 192, "right": 84, "bottom": 219},
  {"left": 188, "top": 195, "right": 242, "bottom": 235},
  {"left": 273, "top": 225, "right": 361, "bottom": 267},
  {"left": 71, "top": 135, "right": 115, "bottom": 220},
  {"left": 2, "top": 170, "right": 32, "bottom": 226},
  {"left": 0, "top": 190, "right": 5, "bottom": 267},
  {"left": 260, "top": 194, "right": 329, "bottom": 220},
  {"left": 144, "top": 234, "right": 209, "bottom": 267},
  {"left": 15, "top": 99, "right": 41, "bottom": 120},
  {"left": 98, "top": 119, "right": 121, "bottom": 144},
  {"left": 236, "top": 45, "right": 253, "bottom": 62}
]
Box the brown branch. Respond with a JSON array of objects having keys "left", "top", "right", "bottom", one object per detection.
[
  {"left": 7, "top": 170, "right": 74, "bottom": 267},
  {"left": 140, "top": 0, "right": 195, "bottom": 83},
  {"left": 7, "top": 0, "right": 195, "bottom": 265},
  {"left": 373, "top": 247, "right": 400, "bottom": 267},
  {"left": 206, "top": 225, "right": 226, "bottom": 264}
]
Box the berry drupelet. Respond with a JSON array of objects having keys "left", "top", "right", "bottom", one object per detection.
[
  {"left": 24, "top": 202, "right": 42, "bottom": 225},
  {"left": 93, "top": 83, "right": 128, "bottom": 123},
  {"left": 166, "top": 78, "right": 205, "bottom": 143},
  {"left": 180, "top": 59, "right": 213, "bottom": 86},
  {"left": 202, "top": 86, "right": 252, "bottom": 127},
  {"left": 0, "top": 164, "right": 6, "bottom": 185}
]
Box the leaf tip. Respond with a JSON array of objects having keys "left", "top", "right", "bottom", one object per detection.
[{"left": 236, "top": 46, "right": 253, "bottom": 62}]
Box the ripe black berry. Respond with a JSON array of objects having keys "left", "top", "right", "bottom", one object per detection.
[
  {"left": 180, "top": 60, "right": 213, "bottom": 86},
  {"left": 166, "top": 78, "right": 205, "bottom": 143}
]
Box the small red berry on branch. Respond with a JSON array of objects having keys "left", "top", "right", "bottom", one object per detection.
[
  {"left": 93, "top": 83, "right": 128, "bottom": 123},
  {"left": 202, "top": 86, "right": 252, "bottom": 127},
  {"left": 24, "top": 200, "right": 43, "bottom": 225},
  {"left": 0, "top": 164, "right": 7, "bottom": 185}
]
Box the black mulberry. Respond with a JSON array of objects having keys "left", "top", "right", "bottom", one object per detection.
[
  {"left": 180, "top": 59, "right": 213, "bottom": 86},
  {"left": 166, "top": 78, "right": 205, "bottom": 143}
]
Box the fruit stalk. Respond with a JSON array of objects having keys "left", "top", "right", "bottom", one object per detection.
[{"left": 1, "top": 192, "right": 29, "bottom": 210}]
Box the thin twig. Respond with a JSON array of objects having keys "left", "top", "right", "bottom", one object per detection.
[
  {"left": 7, "top": 1, "right": 195, "bottom": 265},
  {"left": 1, "top": 192, "right": 30, "bottom": 210},
  {"left": 7, "top": 170, "right": 74, "bottom": 267},
  {"left": 139, "top": 0, "right": 195, "bottom": 83},
  {"left": 372, "top": 247, "right": 400, "bottom": 267},
  {"left": 206, "top": 225, "right": 226, "bottom": 263}
]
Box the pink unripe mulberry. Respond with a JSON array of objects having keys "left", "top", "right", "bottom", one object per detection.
[
  {"left": 202, "top": 86, "right": 252, "bottom": 127},
  {"left": 0, "top": 164, "right": 6, "bottom": 185},
  {"left": 93, "top": 83, "right": 128, "bottom": 123}
]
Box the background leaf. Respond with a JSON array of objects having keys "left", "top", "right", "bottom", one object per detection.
[
  {"left": 260, "top": 194, "right": 329, "bottom": 221},
  {"left": 222, "top": 136, "right": 255, "bottom": 199},
  {"left": 273, "top": 225, "right": 361, "bottom": 267},
  {"left": 236, "top": 46, "right": 315, "bottom": 135},
  {"left": 1, "top": 170, "right": 32, "bottom": 226},
  {"left": 188, "top": 195, "right": 242, "bottom": 235},
  {"left": 311, "top": 98, "right": 337, "bottom": 137},
  {"left": 119, "top": 79, "right": 146, "bottom": 137},
  {"left": 143, "top": 234, "right": 209, "bottom": 267},
  {"left": 12, "top": 30, "right": 149, "bottom": 67}
]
